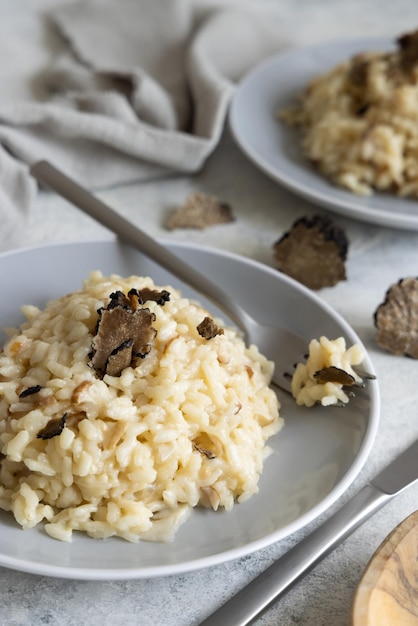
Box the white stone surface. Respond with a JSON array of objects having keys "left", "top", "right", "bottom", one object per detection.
[{"left": 2, "top": 1, "right": 418, "bottom": 625}]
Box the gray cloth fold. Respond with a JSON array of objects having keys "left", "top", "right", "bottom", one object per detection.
[{"left": 0, "top": 0, "right": 280, "bottom": 250}]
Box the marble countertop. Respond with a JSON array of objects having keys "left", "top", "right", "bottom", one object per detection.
[{"left": 2, "top": 1, "right": 418, "bottom": 625}]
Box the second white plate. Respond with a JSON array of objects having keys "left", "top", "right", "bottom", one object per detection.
[{"left": 230, "top": 37, "right": 418, "bottom": 230}]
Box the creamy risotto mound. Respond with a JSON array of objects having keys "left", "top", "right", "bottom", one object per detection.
[
  {"left": 0, "top": 272, "right": 281, "bottom": 542},
  {"left": 281, "top": 30, "right": 418, "bottom": 196}
]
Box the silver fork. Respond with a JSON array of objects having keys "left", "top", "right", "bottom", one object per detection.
[{"left": 30, "top": 160, "right": 308, "bottom": 392}]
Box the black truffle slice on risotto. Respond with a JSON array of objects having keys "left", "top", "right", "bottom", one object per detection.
[{"left": 90, "top": 290, "right": 158, "bottom": 378}]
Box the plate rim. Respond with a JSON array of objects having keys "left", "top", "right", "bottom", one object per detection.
[
  {"left": 0, "top": 238, "right": 380, "bottom": 579},
  {"left": 229, "top": 35, "right": 418, "bottom": 230}
]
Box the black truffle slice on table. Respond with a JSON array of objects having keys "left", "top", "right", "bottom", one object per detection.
[
  {"left": 374, "top": 276, "right": 418, "bottom": 357},
  {"left": 272, "top": 214, "right": 348, "bottom": 290},
  {"left": 165, "top": 192, "right": 235, "bottom": 230}
]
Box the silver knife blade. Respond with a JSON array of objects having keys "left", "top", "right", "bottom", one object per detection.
[
  {"left": 200, "top": 437, "right": 418, "bottom": 626},
  {"left": 371, "top": 439, "right": 418, "bottom": 495}
]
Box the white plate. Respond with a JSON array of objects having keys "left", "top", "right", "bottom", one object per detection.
[
  {"left": 0, "top": 240, "right": 379, "bottom": 579},
  {"left": 230, "top": 37, "right": 418, "bottom": 230}
]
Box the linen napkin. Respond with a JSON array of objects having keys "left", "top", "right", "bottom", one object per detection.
[{"left": 0, "top": 0, "right": 280, "bottom": 250}]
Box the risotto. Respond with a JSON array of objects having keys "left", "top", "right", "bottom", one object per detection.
[
  {"left": 291, "top": 336, "right": 365, "bottom": 407},
  {"left": 0, "top": 272, "right": 281, "bottom": 542},
  {"left": 280, "top": 30, "right": 418, "bottom": 197}
]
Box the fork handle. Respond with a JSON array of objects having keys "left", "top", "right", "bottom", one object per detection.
[
  {"left": 200, "top": 484, "right": 390, "bottom": 626},
  {"left": 30, "top": 160, "right": 246, "bottom": 331}
]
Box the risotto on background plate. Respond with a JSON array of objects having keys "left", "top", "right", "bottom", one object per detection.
[{"left": 230, "top": 35, "right": 418, "bottom": 230}]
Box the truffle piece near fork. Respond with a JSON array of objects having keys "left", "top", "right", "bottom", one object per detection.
[
  {"left": 197, "top": 316, "right": 224, "bottom": 340},
  {"left": 272, "top": 214, "right": 348, "bottom": 290},
  {"left": 374, "top": 276, "right": 418, "bottom": 357}
]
